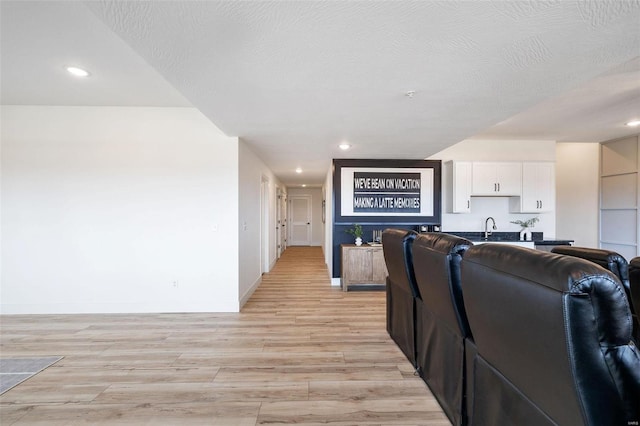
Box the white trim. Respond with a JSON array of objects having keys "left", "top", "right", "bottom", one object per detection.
[
  {"left": 330, "top": 277, "right": 341, "bottom": 287},
  {"left": 0, "top": 300, "right": 241, "bottom": 314},
  {"left": 240, "top": 275, "right": 262, "bottom": 309}
]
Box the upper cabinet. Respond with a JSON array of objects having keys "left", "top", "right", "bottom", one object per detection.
[
  {"left": 471, "top": 162, "right": 522, "bottom": 196},
  {"left": 449, "top": 161, "right": 555, "bottom": 214},
  {"left": 510, "top": 162, "right": 555, "bottom": 213},
  {"left": 452, "top": 161, "right": 472, "bottom": 213}
]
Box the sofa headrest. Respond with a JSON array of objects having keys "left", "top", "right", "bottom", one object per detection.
[
  {"left": 464, "top": 244, "right": 632, "bottom": 345},
  {"left": 413, "top": 232, "right": 472, "bottom": 256},
  {"left": 469, "top": 244, "right": 619, "bottom": 293},
  {"left": 551, "top": 246, "right": 629, "bottom": 284},
  {"left": 382, "top": 228, "right": 417, "bottom": 250},
  {"left": 382, "top": 228, "right": 419, "bottom": 297},
  {"left": 413, "top": 232, "right": 473, "bottom": 336}
]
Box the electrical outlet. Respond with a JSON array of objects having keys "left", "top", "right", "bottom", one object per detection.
[{"left": 172, "top": 280, "right": 179, "bottom": 288}]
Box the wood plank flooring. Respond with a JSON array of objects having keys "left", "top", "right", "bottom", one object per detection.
[{"left": 0, "top": 246, "right": 449, "bottom": 425}]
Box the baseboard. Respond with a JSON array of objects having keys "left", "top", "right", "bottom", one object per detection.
[
  {"left": 240, "top": 275, "right": 262, "bottom": 309},
  {"left": 0, "top": 300, "right": 240, "bottom": 314}
]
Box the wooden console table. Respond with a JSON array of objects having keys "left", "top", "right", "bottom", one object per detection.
[{"left": 340, "top": 244, "right": 388, "bottom": 291}]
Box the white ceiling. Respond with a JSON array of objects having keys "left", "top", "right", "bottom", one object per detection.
[{"left": 2, "top": 1, "right": 639, "bottom": 186}]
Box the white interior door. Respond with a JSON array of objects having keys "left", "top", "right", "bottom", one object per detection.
[
  {"left": 281, "top": 194, "right": 287, "bottom": 252},
  {"left": 289, "top": 196, "right": 311, "bottom": 246},
  {"left": 276, "top": 188, "right": 284, "bottom": 257}
]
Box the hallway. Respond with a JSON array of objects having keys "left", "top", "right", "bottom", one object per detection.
[{"left": 1, "top": 246, "right": 448, "bottom": 425}]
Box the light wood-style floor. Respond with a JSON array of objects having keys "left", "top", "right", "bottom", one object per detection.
[{"left": 0, "top": 246, "right": 449, "bottom": 425}]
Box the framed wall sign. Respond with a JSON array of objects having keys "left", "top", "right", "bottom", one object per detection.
[{"left": 333, "top": 159, "right": 442, "bottom": 224}]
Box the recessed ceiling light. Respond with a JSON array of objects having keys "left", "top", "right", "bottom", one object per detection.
[
  {"left": 339, "top": 143, "right": 351, "bottom": 150},
  {"left": 66, "top": 66, "right": 90, "bottom": 77},
  {"left": 626, "top": 119, "right": 640, "bottom": 127},
  {"left": 295, "top": 168, "right": 302, "bottom": 174},
  {"left": 302, "top": 184, "right": 307, "bottom": 187}
]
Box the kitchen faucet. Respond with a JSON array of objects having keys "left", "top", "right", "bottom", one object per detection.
[{"left": 484, "top": 217, "right": 497, "bottom": 239}]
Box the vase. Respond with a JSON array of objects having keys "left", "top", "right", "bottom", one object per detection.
[
  {"left": 519, "top": 229, "right": 526, "bottom": 241},
  {"left": 524, "top": 229, "right": 532, "bottom": 241},
  {"left": 355, "top": 237, "right": 362, "bottom": 246}
]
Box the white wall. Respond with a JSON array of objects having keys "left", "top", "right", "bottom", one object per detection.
[
  {"left": 430, "top": 139, "right": 557, "bottom": 238},
  {"left": 287, "top": 187, "right": 323, "bottom": 246},
  {"left": 238, "top": 139, "right": 282, "bottom": 308},
  {"left": 555, "top": 143, "right": 600, "bottom": 248},
  {"left": 323, "top": 163, "right": 335, "bottom": 284},
  {"left": 1, "top": 106, "right": 240, "bottom": 313}
]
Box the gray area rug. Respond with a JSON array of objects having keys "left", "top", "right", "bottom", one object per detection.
[{"left": 0, "top": 356, "right": 63, "bottom": 394}]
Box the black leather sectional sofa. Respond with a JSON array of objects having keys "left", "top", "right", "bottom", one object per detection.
[{"left": 382, "top": 230, "right": 640, "bottom": 426}]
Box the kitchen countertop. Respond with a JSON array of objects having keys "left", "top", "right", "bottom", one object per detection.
[
  {"left": 441, "top": 231, "right": 573, "bottom": 245},
  {"left": 532, "top": 240, "right": 575, "bottom": 245}
]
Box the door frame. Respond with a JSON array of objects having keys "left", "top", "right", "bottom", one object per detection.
[
  {"left": 276, "top": 187, "right": 284, "bottom": 258},
  {"left": 260, "top": 176, "right": 270, "bottom": 274},
  {"left": 288, "top": 195, "right": 312, "bottom": 246}
]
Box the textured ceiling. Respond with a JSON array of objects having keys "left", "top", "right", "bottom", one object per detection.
[
  {"left": 0, "top": 1, "right": 191, "bottom": 107},
  {"left": 2, "top": 1, "right": 640, "bottom": 186}
]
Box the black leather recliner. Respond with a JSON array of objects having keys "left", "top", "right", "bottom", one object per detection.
[
  {"left": 552, "top": 246, "right": 638, "bottom": 343},
  {"left": 382, "top": 228, "right": 419, "bottom": 367},
  {"left": 629, "top": 257, "right": 640, "bottom": 340},
  {"left": 462, "top": 244, "right": 640, "bottom": 426},
  {"left": 412, "top": 232, "right": 473, "bottom": 426}
]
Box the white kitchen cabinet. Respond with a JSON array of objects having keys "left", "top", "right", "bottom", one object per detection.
[
  {"left": 471, "top": 162, "right": 522, "bottom": 196},
  {"left": 511, "top": 162, "right": 555, "bottom": 213},
  {"left": 452, "top": 161, "right": 472, "bottom": 213}
]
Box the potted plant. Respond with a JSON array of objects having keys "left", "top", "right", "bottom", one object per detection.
[
  {"left": 510, "top": 217, "right": 539, "bottom": 241},
  {"left": 346, "top": 224, "right": 364, "bottom": 246}
]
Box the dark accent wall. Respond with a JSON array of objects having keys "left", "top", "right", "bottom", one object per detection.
[{"left": 332, "top": 159, "right": 442, "bottom": 278}]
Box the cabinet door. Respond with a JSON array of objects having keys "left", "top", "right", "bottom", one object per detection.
[
  {"left": 537, "top": 163, "right": 555, "bottom": 212},
  {"left": 342, "top": 247, "right": 373, "bottom": 285},
  {"left": 472, "top": 162, "right": 522, "bottom": 195},
  {"left": 371, "top": 248, "right": 388, "bottom": 284},
  {"left": 471, "top": 163, "right": 497, "bottom": 195},
  {"left": 452, "top": 162, "right": 472, "bottom": 213},
  {"left": 496, "top": 163, "right": 522, "bottom": 195},
  {"left": 517, "top": 162, "right": 555, "bottom": 212}
]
